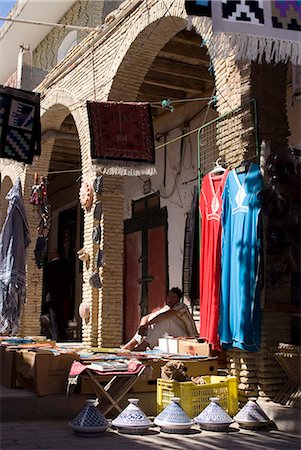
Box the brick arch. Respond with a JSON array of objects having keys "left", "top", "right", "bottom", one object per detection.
[
  {"left": 40, "top": 90, "right": 92, "bottom": 173},
  {"left": 108, "top": 2, "right": 213, "bottom": 101},
  {"left": 21, "top": 91, "right": 94, "bottom": 337}
]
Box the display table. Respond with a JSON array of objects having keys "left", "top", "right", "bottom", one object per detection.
[{"left": 67, "top": 360, "right": 146, "bottom": 416}]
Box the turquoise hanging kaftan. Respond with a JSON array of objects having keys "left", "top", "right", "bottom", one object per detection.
[{"left": 219, "top": 163, "right": 262, "bottom": 351}]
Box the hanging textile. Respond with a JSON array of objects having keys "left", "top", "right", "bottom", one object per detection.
[
  {"left": 185, "top": 1, "right": 301, "bottom": 65},
  {"left": 182, "top": 186, "right": 199, "bottom": 304},
  {"left": 0, "top": 178, "right": 31, "bottom": 335},
  {"left": 185, "top": 0, "right": 212, "bottom": 17},
  {"left": 87, "top": 101, "right": 156, "bottom": 176},
  {"left": 219, "top": 163, "right": 262, "bottom": 351},
  {"left": 211, "top": 0, "right": 301, "bottom": 64},
  {"left": 199, "top": 170, "right": 228, "bottom": 350},
  {"left": 0, "top": 85, "right": 41, "bottom": 164},
  {"left": 29, "top": 175, "right": 51, "bottom": 269}
]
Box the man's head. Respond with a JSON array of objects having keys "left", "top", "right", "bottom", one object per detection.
[{"left": 166, "top": 287, "right": 183, "bottom": 307}]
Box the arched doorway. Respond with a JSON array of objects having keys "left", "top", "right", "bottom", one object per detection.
[{"left": 41, "top": 114, "right": 83, "bottom": 341}]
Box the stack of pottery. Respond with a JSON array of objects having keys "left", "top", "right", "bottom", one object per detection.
[
  {"left": 154, "top": 397, "right": 194, "bottom": 433},
  {"left": 69, "top": 399, "right": 110, "bottom": 435},
  {"left": 233, "top": 397, "right": 272, "bottom": 430},
  {"left": 112, "top": 398, "right": 152, "bottom": 434},
  {"left": 194, "top": 397, "right": 234, "bottom": 431}
]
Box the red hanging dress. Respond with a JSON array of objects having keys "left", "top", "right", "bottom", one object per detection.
[{"left": 199, "top": 170, "right": 228, "bottom": 350}]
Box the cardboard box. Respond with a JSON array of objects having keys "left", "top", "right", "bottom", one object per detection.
[
  {"left": 178, "top": 339, "right": 211, "bottom": 357},
  {"left": 0, "top": 346, "right": 16, "bottom": 388},
  {"left": 158, "top": 338, "right": 179, "bottom": 353},
  {"left": 16, "top": 350, "right": 79, "bottom": 396}
]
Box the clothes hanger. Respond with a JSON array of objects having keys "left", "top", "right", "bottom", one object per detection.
[{"left": 210, "top": 157, "right": 226, "bottom": 175}]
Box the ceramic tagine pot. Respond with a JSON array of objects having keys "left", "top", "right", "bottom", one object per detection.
[
  {"left": 111, "top": 398, "right": 152, "bottom": 434},
  {"left": 69, "top": 398, "right": 110, "bottom": 435},
  {"left": 154, "top": 397, "right": 194, "bottom": 433},
  {"left": 194, "top": 397, "right": 234, "bottom": 432},
  {"left": 233, "top": 397, "right": 272, "bottom": 430}
]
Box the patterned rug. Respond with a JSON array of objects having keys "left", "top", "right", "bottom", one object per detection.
[
  {"left": 185, "top": 0, "right": 301, "bottom": 65},
  {"left": 87, "top": 101, "right": 156, "bottom": 176},
  {"left": 0, "top": 85, "right": 41, "bottom": 164}
]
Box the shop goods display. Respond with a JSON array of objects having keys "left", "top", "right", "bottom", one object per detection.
[
  {"left": 89, "top": 272, "right": 102, "bottom": 289},
  {"left": 233, "top": 398, "right": 272, "bottom": 430},
  {"left": 78, "top": 302, "right": 90, "bottom": 320},
  {"left": 95, "top": 249, "right": 105, "bottom": 268},
  {"left": 79, "top": 180, "right": 94, "bottom": 211},
  {"left": 93, "top": 176, "right": 103, "bottom": 194},
  {"left": 92, "top": 225, "right": 102, "bottom": 244},
  {"left": 69, "top": 399, "right": 110, "bottom": 435},
  {"left": 94, "top": 201, "right": 102, "bottom": 220},
  {"left": 112, "top": 398, "right": 152, "bottom": 434},
  {"left": 154, "top": 397, "right": 194, "bottom": 433},
  {"left": 194, "top": 397, "right": 234, "bottom": 431}
]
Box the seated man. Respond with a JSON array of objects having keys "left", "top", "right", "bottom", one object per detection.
[{"left": 122, "top": 287, "right": 197, "bottom": 351}]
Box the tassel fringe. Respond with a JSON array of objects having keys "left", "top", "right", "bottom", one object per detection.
[
  {"left": 92, "top": 159, "right": 157, "bottom": 176},
  {"left": 209, "top": 33, "right": 301, "bottom": 65}
]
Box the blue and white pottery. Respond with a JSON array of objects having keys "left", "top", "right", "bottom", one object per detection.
[
  {"left": 194, "top": 397, "right": 234, "bottom": 431},
  {"left": 111, "top": 398, "right": 152, "bottom": 434},
  {"left": 154, "top": 397, "right": 193, "bottom": 433},
  {"left": 233, "top": 397, "right": 271, "bottom": 430},
  {"left": 69, "top": 399, "right": 109, "bottom": 434}
]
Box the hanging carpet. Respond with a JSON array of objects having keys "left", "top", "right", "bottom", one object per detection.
[
  {"left": 185, "top": 0, "right": 301, "bottom": 65},
  {"left": 0, "top": 85, "right": 41, "bottom": 164},
  {"left": 87, "top": 101, "right": 156, "bottom": 176}
]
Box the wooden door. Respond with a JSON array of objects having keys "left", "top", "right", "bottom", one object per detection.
[{"left": 124, "top": 207, "right": 168, "bottom": 342}]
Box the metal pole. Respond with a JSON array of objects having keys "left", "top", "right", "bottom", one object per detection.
[{"left": 0, "top": 15, "right": 101, "bottom": 32}]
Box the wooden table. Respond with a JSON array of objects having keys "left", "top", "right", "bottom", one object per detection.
[{"left": 67, "top": 361, "right": 146, "bottom": 416}]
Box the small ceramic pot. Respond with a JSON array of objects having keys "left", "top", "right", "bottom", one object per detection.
[
  {"left": 233, "top": 397, "right": 272, "bottom": 430},
  {"left": 112, "top": 398, "right": 152, "bottom": 434},
  {"left": 69, "top": 399, "right": 109, "bottom": 435},
  {"left": 154, "top": 397, "right": 193, "bottom": 433},
  {"left": 194, "top": 397, "right": 234, "bottom": 432}
]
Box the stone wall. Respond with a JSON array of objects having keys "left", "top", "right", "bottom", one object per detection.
[{"left": 33, "top": 1, "right": 105, "bottom": 71}]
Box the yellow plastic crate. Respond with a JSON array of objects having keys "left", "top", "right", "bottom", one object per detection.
[{"left": 157, "top": 376, "right": 238, "bottom": 418}]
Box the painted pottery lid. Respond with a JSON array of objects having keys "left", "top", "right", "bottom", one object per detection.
[
  {"left": 79, "top": 180, "right": 94, "bottom": 211},
  {"left": 93, "top": 176, "right": 103, "bottom": 194},
  {"left": 92, "top": 225, "right": 102, "bottom": 244},
  {"left": 194, "top": 397, "right": 233, "bottom": 425},
  {"left": 95, "top": 249, "right": 105, "bottom": 268},
  {"left": 234, "top": 398, "right": 271, "bottom": 424},
  {"left": 112, "top": 398, "right": 152, "bottom": 429},
  {"left": 94, "top": 201, "right": 102, "bottom": 220},
  {"left": 70, "top": 399, "right": 109, "bottom": 431},
  {"left": 154, "top": 397, "right": 193, "bottom": 426},
  {"left": 89, "top": 271, "right": 102, "bottom": 289}
]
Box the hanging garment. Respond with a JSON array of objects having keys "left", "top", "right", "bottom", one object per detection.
[
  {"left": 182, "top": 186, "right": 199, "bottom": 304},
  {"left": 199, "top": 170, "right": 228, "bottom": 350},
  {"left": 219, "top": 163, "right": 262, "bottom": 351},
  {"left": 0, "top": 178, "right": 31, "bottom": 335}
]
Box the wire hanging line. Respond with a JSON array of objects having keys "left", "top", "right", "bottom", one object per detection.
[{"left": 0, "top": 16, "right": 102, "bottom": 32}]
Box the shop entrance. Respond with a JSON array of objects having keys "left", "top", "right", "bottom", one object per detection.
[{"left": 124, "top": 194, "right": 168, "bottom": 342}]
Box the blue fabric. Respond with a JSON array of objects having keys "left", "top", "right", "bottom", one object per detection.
[
  {"left": 185, "top": 0, "right": 212, "bottom": 17},
  {"left": 219, "top": 163, "right": 262, "bottom": 351},
  {"left": 0, "top": 178, "right": 31, "bottom": 335}
]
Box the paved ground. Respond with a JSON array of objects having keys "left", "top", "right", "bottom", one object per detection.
[{"left": 1, "top": 420, "right": 300, "bottom": 450}]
